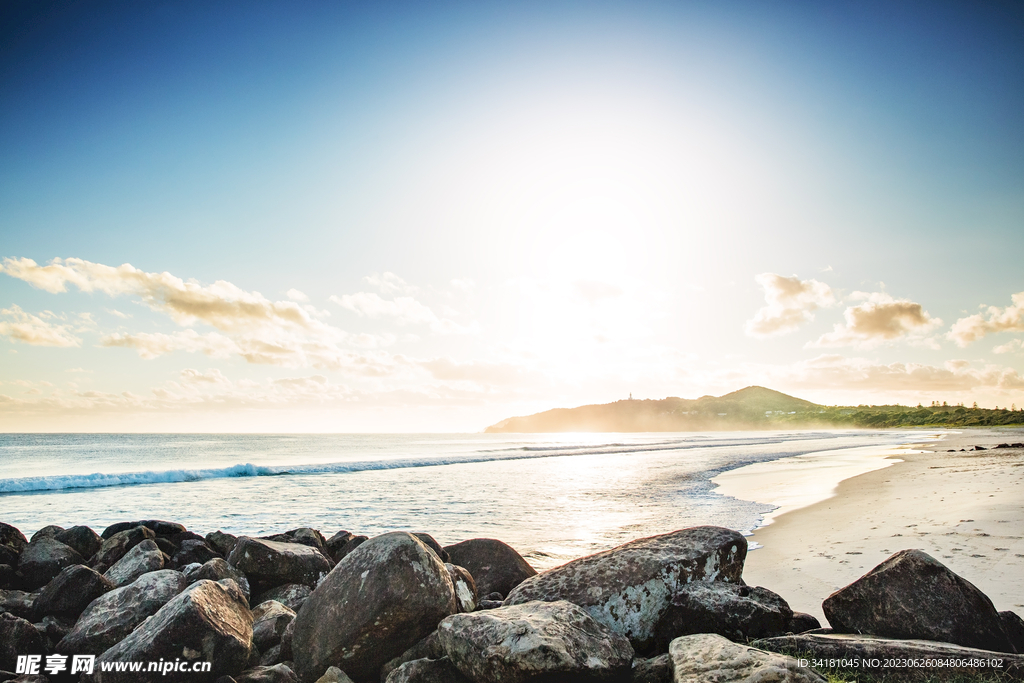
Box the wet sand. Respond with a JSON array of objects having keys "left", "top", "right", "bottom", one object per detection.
[{"left": 723, "top": 428, "right": 1024, "bottom": 624}]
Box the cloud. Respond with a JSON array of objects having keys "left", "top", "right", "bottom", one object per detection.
[
  {"left": 364, "top": 272, "right": 414, "bottom": 295},
  {"left": 948, "top": 291, "right": 1024, "bottom": 347},
  {"left": 810, "top": 292, "right": 942, "bottom": 348},
  {"left": 745, "top": 273, "right": 835, "bottom": 337},
  {"left": 994, "top": 339, "right": 1023, "bottom": 354},
  {"left": 330, "top": 291, "right": 477, "bottom": 334},
  {"left": 0, "top": 305, "right": 81, "bottom": 347},
  {"left": 418, "top": 358, "right": 530, "bottom": 386},
  {"left": 102, "top": 330, "right": 239, "bottom": 359},
  {"left": 286, "top": 289, "right": 309, "bottom": 302}
]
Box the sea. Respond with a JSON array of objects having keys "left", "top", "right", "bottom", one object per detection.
[{"left": 0, "top": 430, "right": 926, "bottom": 569}]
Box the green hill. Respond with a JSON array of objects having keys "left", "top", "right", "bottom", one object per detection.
[{"left": 484, "top": 387, "right": 1024, "bottom": 433}]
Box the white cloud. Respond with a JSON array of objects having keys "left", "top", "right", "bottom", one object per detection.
[
  {"left": 101, "top": 330, "right": 239, "bottom": 359},
  {"left": 948, "top": 291, "right": 1024, "bottom": 347},
  {"left": 330, "top": 291, "right": 477, "bottom": 335},
  {"left": 0, "top": 305, "right": 81, "bottom": 347},
  {"left": 745, "top": 273, "right": 835, "bottom": 337},
  {"left": 363, "top": 272, "right": 414, "bottom": 295},
  {"left": 994, "top": 339, "right": 1023, "bottom": 354},
  {"left": 810, "top": 292, "right": 942, "bottom": 348},
  {"left": 286, "top": 289, "right": 309, "bottom": 302}
]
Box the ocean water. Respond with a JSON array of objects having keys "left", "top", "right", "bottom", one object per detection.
[{"left": 0, "top": 430, "right": 920, "bottom": 569}]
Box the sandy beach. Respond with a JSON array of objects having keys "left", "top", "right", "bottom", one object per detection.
[{"left": 716, "top": 427, "right": 1024, "bottom": 624}]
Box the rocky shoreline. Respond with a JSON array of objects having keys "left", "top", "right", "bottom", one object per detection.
[{"left": 1, "top": 520, "right": 1022, "bottom": 682}]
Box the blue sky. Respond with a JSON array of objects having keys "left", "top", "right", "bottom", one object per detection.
[{"left": 2, "top": 1, "right": 1023, "bottom": 431}]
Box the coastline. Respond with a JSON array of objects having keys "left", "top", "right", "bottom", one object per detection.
[{"left": 729, "top": 427, "right": 1024, "bottom": 624}]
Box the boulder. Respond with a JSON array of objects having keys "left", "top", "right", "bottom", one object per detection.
[
  {"left": 91, "top": 526, "right": 156, "bottom": 571},
  {"left": 314, "top": 668, "right": 355, "bottom": 683},
  {"left": 412, "top": 534, "right": 449, "bottom": 563},
  {"left": 381, "top": 631, "right": 445, "bottom": 681},
  {"left": 227, "top": 538, "right": 331, "bottom": 593},
  {"left": 0, "top": 612, "right": 46, "bottom": 671},
  {"left": 445, "top": 564, "right": 477, "bottom": 613},
  {"left": 253, "top": 600, "right": 296, "bottom": 652},
  {"left": 443, "top": 538, "right": 536, "bottom": 598},
  {"left": 438, "top": 600, "right": 634, "bottom": 683},
  {"left": 55, "top": 526, "right": 103, "bottom": 560},
  {"left": 753, "top": 633, "right": 1024, "bottom": 678},
  {"left": 104, "top": 539, "right": 165, "bottom": 587},
  {"left": 1001, "top": 611, "right": 1024, "bottom": 655},
  {"left": 235, "top": 664, "right": 299, "bottom": 683},
  {"left": 208, "top": 530, "right": 239, "bottom": 557},
  {"left": 822, "top": 549, "right": 1014, "bottom": 652},
  {"left": 171, "top": 539, "right": 220, "bottom": 569},
  {"left": 0, "top": 563, "right": 16, "bottom": 589},
  {"left": 254, "top": 584, "right": 311, "bottom": 612},
  {"left": 260, "top": 644, "right": 284, "bottom": 666},
  {"left": 291, "top": 532, "right": 457, "bottom": 682},
  {"left": 31, "top": 525, "right": 65, "bottom": 542},
  {"left": 286, "top": 528, "right": 328, "bottom": 556},
  {"left": 476, "top": 599, "right": 502, "bottom": 610},
  {"left": 631, "top": 654, "right": 672, "bottom": 683},
  {"left": 333, "top": 535, "right": 367, "bottom": 563},
  {"left": 92, "top": 579, "right": 253, "bottom": 682},
  {"left": 652, "top": 582, "right": 792, "bottom": 651},
  {"left": 18, "top": 537, "right": 85, "bottom": 589},
  {"left": 37, "top": 613, "right": 75, "bottom": 645},
  {"left": 57, "top": 568, "right": 188, "bottom": 655},
  {"left": 34, "top": 564, "right": 114, "bottom": 618},
  {"left": 324, "top": 531, "right": 354, "bottom": 562},
  {"left": 102, "top": 520, "right": 187, "bottom": 539},
  {"left": 788, "top": 612, "right": 822, "bottom": 634},
  {"left": 671, "top": 633, "right": 824, "bottom": 682},
  {"left": 0, "top": 522, "right": 28, "bottom": 554},
  {"left": 384, "top": 657, "right": 470, "bottom": 683},
  {"left": 504, "top": 526, "right": 746, "bottom": 652},
  {"left": 0, "top": 588, "right": 36, "bottom": 618},
  {"left": 189, "top": 558, "right": 251, "bottom": 602}
]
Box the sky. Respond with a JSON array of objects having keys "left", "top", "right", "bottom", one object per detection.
[{"left": 1, "top": 0, "right": 1023, "bottom": 432}]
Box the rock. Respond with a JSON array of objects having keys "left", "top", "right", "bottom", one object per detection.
[
  {"left": 104, "top": 539, "right": 164, "bottom": 587},
  {"left": 279, "top": 618, "right": 295, "bottom": 661},
  {"left": 254, "top": 584, "right": 311, "bottom": 612},
  {"left": 385, "top": 657, "right": 470, "bottom": 683},
  {"left": 286, "top": 529, "right": 328, "bottom": 556},
  {"left": 227, "top": 538, "right": 331, "bottom": 593},
  {"left": 0, "top": 612, "right": 46, "bottom": 672},
  {"left": 34, "top": 564, "right": 114, "bottom": 618},
  {"left": 0, "top": 544, "right": 20, "bottom": 568},
  {"left": 323, "top": 531, "right": 354, "bottom": 562},
  {"left": 190, "top": 558, "right": 252, "bottom": 602},
  {"left": 381, "top": 631, "right": 445, "bottom": 681},
  {"left": 754, "top": 633, "right": 1024, "bottom": 678},
  {"left": 438, "top": 600, "right": 634, "bottom": 683},
  {"left": 671, "top": 633, "right": 824, "bottom": 682},
  {"left": 0, "top": 563, "right": 16, "bottom": 589},
  {"left": 442, "top": 538, "right": 536, "bottom": 599},
  {"left": 333, "top": 535, "right": 367, "bottom": 563},
  {"left": 822, "top": 549, "right": 1014, "bottom": 652},
  {"left": 93, "top": 579, "right": 253, "bottom": 681},
  {"left": 788, "top": 612, "right": 822, "bottom": 634},
  {"left": 208, "top": 530, "right": 239, "bottom": 557},
  {"left": 412, "top": 534, "right": 449, "bottom": 563},
  {"left": 504, "top": 526, "right": 746, "bottom": 652},
  {"left": 0, "top": 588, "right": 36, "bottom": 618},
  {"left": 652, "top": 582, "right": 792, "bottom": 651},
  {"left": 630, "top": 654, "right": 672, "bottom": 683},
  {"left": 91, "top": 526, "right": 156, "bottom": 571},
  {"left": 253, "top": 601, "right": 296, "bottom": 652},
  {"left": 1001, "top": 611, "right": 1024, "bottom": 655},
  {"left": 54, "top": 526, "right": 103, "bottom": 560},
  {"left": 0, "top": 522, "right": 28, "bottom": 554},
  {"left": 102, "top": 520, "right": 187, "bottom": 539},
  {"left": 37, "top": 613, "right": 75, "bottom": 645},
  {"left": 57, "top": 568, "right": 188, "bottom": 655},
  {"left": 169, "top": 530, "right": 210, "bottom": 547},
  {"left": 476, "top": 600, "right": 502, "bottom": 610},
  {"left": 235, "top": 664, "right": 299, "bottom": 683},
  {"left": 483, "top": 592, "right": 503, "bottom": 601},
  {"left": 291, "top": 532, "right": 457, "bottom": 682},
  {"left": 18, "top": 538, "right": 85, "bottom": 590},
  {"left": 260, "top": 644, "right": 284, "bottom": 666},
  {"left": 31, "top": 525, "right": 65, "bottom": 542},
  {"left": 313, "top": 667, "right": 354, "bottom": 683},
  {"left": 445, "top": 564, "right": 477, "bottom": 613},
  {"left": 172, "top": 540, "right": 221, "bottom": 569}
]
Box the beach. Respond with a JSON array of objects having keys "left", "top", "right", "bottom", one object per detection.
[{"left": 717, "top": 427, "right": 1024, "bottom": 624}]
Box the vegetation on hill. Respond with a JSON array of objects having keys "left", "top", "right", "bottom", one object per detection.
[{"left": 484, "top": 386, "right": 1024, "bottom": 433}]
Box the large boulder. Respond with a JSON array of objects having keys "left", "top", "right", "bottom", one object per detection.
[
  {"left": 91, "top": 579, "right": 253, "bottom": 682},
  {"left": 0, "top": 612, "right": 46, "bottom": 671},
  {"left": 18, "top": 537, "right": 85, "bottom": 589},
  {"left": 286, "top": 528, "right": 328, "bottom": 555},
  {"left": 652, "top": 582, "right": 792, "bottom": 650},
  {"left": 57, "top": 569, "right": 188, "bottom": 655},
  {"left": 443, "top": 538, "right": 536, "bottom": 598},
  {"left": 504, "top": 526, "right": 746, "bottom": 652},
  {"left": 255, "top": 583, "right": 311, "bottom": 612},
  {"left": 0, "top": 522, "right": 28, "bottom": 554},
  {"left": 291, "top": 532, "right": 458, "bottom": 682},
  {"left": 55, "top": 525, "right": 103, "bottom": 560},
  {"left": 670, "top": 633, "right": 825, "bottom": 682},
  {"left": 332, "top": 535, "right": 367, "bottom": 563},
  {"left": 438, "top": 600, "right": 634, "bottom": 682},
  {"left": 754, "top": 633, "right": 1024, "bottom": 678},
  {"left": 101, "top": 520, "right": 187, "bottom": 539},
  {"left": 187, "top": 557, "right": 251, "bottom": 601},
  {"left": 207, "top": 530, "right": 239, "bottom": 557},
  {"left": 252, "top": 600, "right": 296, "bottom": 652},
  {"left": 228, "top": 537, "right": 331, "bottom": 593},
  {"left": 171, "top": 539, "right": 221, "bottom": 569},
  {"left": 324, "top": 531, "right": 355, "bottom": 562},
  {"left": 31, "top": 524, "right": 65, "bottom": 541},
  {"left": 1001, "top": 611, "right": 1024, "bottom": 654},
  {"left": 103, "top": 539, "right": 165, "bottom": 587},
  {"left": 91, "top": 526, "right": 157, "bottom": 571},
  {"left": 385, "top": 657, "right": 470, "bottom": 683},
  {"left": 822, "top": 549, "right": 1014, "bottom": 652},
  {"left": 34, "top": 564, "right": 115, "bottom": 618}
]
